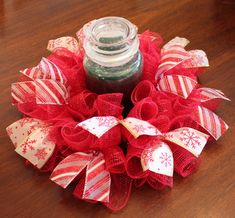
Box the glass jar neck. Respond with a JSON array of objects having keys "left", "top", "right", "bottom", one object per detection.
[{"left": 83, "top": 16, "right": 139, "bottom": 67}]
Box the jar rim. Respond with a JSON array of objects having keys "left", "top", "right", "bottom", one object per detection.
[{"left": 85, "top": 16, "right": 137, "bottom": 48}]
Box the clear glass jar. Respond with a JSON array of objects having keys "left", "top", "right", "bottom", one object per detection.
[{"left": 83, "top": 16, "right": 143, "bottom": 97}]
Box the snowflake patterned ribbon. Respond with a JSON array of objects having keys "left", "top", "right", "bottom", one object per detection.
[
  {"left": 77, "top": 116, "right": 209, "bottom": 177},
  {"left": 140, "top": 127, "right": 209, "bottom": 177},
  {"left": 6, "top": 118, "right": 55, "bottom": 169}
]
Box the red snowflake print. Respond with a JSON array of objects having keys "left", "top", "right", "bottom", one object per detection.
[
  {"left": 29, "top": 124, "right": 37, "bottom": 132},
  {"left": 20, "top": 138, "right": 36, "bottom": 154},
  {"left": 34, "top": 148, "right": 47, "bottom": 160},
  {"left": 159, "top": 152, "right": 172, "bottom": 167},
  {"left": 40, "top": 127, "right": 49, "bottom": 134},
  {"left": 180, "top": 129, "right": 201, "bottom": 149},
  {"left": 133, "top": 124, "right": 146, "bottom": 133},
  {"left": 7, "top": 127, "right": 13, "bottom": 136},
  {"left": 19, "top": 118, "right": 32, "bottom": 127},
  {"left": 27, "top": 129, "right": 32, "bottom": 136},
  {"left": 96, "top": 117, "right": 116, "bottom": 127},
  {"left": 141, "top": 148, "right": 154, "bottom": 166}
]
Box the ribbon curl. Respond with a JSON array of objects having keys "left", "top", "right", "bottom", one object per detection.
[
  {"left": 50, "top": 151, "right": 111, "bottom": 203},
  {"left": 12, "top": 57, "right": 69, "bottom": 105},
  {"left": 6, "top": 118, "right": 55, "bottom": 169}
]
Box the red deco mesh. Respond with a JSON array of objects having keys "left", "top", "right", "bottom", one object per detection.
[
  {"left": 168, "top": 142, "right": 201, "bottom": 177},
  {"left": 96, "top": 93, "right": 124, "bottom": 117},
  {"left": 10, "top": 30, "right": 221, "bottom": 210},
  {"left": 131, "top": 80, "right": 157, "bottom": 104}
]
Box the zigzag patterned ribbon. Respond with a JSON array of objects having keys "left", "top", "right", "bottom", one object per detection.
[
  {"left": 50, "top": 151, "right": 111, "bottom": 203},
  {"left": 6, "top": 118, "right": 55, "bottom": 169},
  {"left": 77, "top": 116, "right": 209, "bottom": 177},
  {"left": 12, "top": 57, "right": 69, "bottom": 105}
]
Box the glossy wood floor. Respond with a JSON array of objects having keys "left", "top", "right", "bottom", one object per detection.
[{"left": 0, "top": 0, "right": 235, "bottom": 217}]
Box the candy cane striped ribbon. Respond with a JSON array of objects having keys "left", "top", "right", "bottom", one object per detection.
[
  {"left": 38, "top": 57, "right": 66, "bottom": 84},
  {"left": 50, "top": 152, "right": 93, "bottom": 188},
  {"left": 155, "top": 44, "right": 191, "bottom": 79},
  {"left": 157, "top": 75, "right": 198, "bottom": 99},
  {"left": 11, "top": 79, "right": 69, "bottom": 105},
  {"left": 50, "top": 152, "right": 111, "bottom": 202},
  {"left": 35, "top": 79, "right": 69, "bottom": 105},
  {"left": 20, "top": 58, "right": 66, "bottom": 84},
  {"left": 11, "top": 81, "right": 35, "bottom": 103},
  {"left": 155, "top": 37, "right": 209, "bottom": 80},
  {"left": 82, "top": 152, "right": 111, "bottom": 202},
  {"left": 195, "top": 106, "right": 229, "bottom": 140},
  {"left": 198, "top": 87, "right": 230, "bottom": 102},
  {"left": 20, "top": 67, "right": 42, "bottom": 81}
]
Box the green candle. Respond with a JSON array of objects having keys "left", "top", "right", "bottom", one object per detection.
[{"left": 83, "top": 17, "right": 143, "bottom": 96}]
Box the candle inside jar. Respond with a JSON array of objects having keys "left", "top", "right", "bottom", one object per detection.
[{"left": 83, "top": 17, "right": 143, "bottom": 97}]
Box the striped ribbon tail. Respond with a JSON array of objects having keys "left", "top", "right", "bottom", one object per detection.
[
  {"left": 38, "top": 57, "right": 67, "bottom": 84},
  {"left": 20, "top": 67, "right": 43, "bottom": 81},
  {"left": 195, "top": 106, "right": 229, "bottom": 140},
  {"left": 82, "top": 152, "right": 111, "bottom": 203},
  {"left": 182, "top": 50, "right": 209, "bottom": 68},
  {"left": 198, "top": 87, "right": 230, "bottom": 102},
  {"left": 11, "top": 81, "right": 35, "bottom": 104},
  {"left": 157, "top": 75, "right": 198, "bottom": 99},
  {"left": 50, "top": 152, "right": 93, "bottom": 188},
  {"left": 155, "top": 39, "right": 191, "bottom": 79},
  {"left": 47, "top": 36, "right": 79, "bottom": 53},
  {"left": 35, "top": 79, "right": 69, "bottom": 105}
]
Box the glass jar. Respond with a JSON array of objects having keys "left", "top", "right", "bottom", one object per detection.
[{"left": 83, "top": 16, "right": 143, "bottom": 97}]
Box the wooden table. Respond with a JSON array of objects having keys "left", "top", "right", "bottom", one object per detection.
[{"left": 1, "top": 0, "right": 235, "bottom": 217}]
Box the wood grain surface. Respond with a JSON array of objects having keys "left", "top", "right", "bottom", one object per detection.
[{"left": 0, "top": 0, "right": 235, "bottom": 217}]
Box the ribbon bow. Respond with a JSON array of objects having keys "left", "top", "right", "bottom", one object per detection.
[
  {"left": 6, "top": 118, "right": 55, "bottom": 169},
  {"left": 155, "top": 37, "right": 209, "bottom": 99},
  {"left": 11, "top": 57, "right": 69, "bottom": 105},
  {"left": 154, "top": 37, "right": 229, "bottom": 139},
  {"left": 50, "top": 151, "right": 111, "bottom": 203},
  {"left": 77, "top": 116, "right": 209, "bottom": 177}
]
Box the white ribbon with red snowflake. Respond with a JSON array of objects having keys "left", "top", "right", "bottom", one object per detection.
[
  {"left": 6, "top": 118, "right": 55, "bottom": 169},
  {"left": 77, "top": 116, "right": 209, "bottom": 177}
]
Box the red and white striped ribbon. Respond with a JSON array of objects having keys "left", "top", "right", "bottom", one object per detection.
[
  {"left": 38, "top": 57, "right": 67, "bottom": 84},
  {"left": 82, "top": 152, "right": 111, "bottom": 202},
  {"left": 50, "top": 151, "right": 111, "bottom": 202},
  {"left": 182, "top": 50, "right": 209, "bottom": 68},
  {"left": 50, "top": 152, "right": 93, "bottom": 188},
  {"left": 20, "top": 66, "right": 42, "bottom": 81},
  {"left": 195, "top": 106, "right": 229, "bottom": 140},
  {"left": 47, "top": 36, "right": 79, "bottom": 53},
  {"left": 198, "top": 87, "right": 230, "bottom": 102},
  {"left": 11, "top": 81, "right": 35, "bottom": 104},
  {"left": 157, "top": 75, "right": 198, "bottom": 99},
  {"left": 155, "top": 45, "right": 191, "bottom": 79},
  {"left": 35, "top": 79, "right": 69, "bottom": 105},
  {"left": 11, "top": 79, "right": 68, "bottom": 105},
  {"left": 155, "top": 37, "right": 209, "bottom": 80}
]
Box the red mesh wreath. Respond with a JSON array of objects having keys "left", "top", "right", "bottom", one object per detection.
[{"left": 6, "top": 28, "right": 229, "bottom": 211}]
